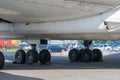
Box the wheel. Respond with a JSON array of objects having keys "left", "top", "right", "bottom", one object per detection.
[
  {"left": 81, "top": 49, "right": 93, "bottom": 62},
  {"left": 79, "top": 49, "right": 84, "bottom": 61},
  {"left": 68, "top": 48, "right": 79, "bottom": 62},
  {"left": 92, "top": 49, "right": 103, "bottom": 62},
  {"left": 0, "top": 51, "right": 4, "bottom": 69},
  {"left": 26, "top": 49, "right": 38, "bottom": 64},
  {"left": 15, "top": 49, "right": 26, "bottom": 64},
  {"left": 38, "top": 49, "right": 51, "bottom": 64}
]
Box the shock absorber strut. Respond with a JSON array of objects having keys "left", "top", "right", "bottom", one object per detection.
[
  {"left": 83, "top": 40, "right": 92, "bottom": 49},
  {"left": 31, "top": 44, "right": 36, "bottom": 50}
]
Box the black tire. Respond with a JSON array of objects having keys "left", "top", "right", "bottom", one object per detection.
[
  {"left": 79, "top": 49, "right": 84, "bottom": 61},
  {"left": 15, "top": 49, "right": 26, "bottom": 64},
  {"left": 68, "top": 48, "right": 79, "bottom": 62},
  {"left": 0, "top": 52, "right": 4, "bottom": 69},
  {"left": 81, "top": 49, "right": 93, "bottom": 62},
  {"left": 38, "top": 49, "right": 51, "bottom": 64},
  {"left": 26, "top": 49, "right": 38, "bottom": 65},
  {"left": 92, "top": 49, "right": 103, "bottom": 62}
]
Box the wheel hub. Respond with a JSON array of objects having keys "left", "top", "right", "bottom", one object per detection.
[
  {"left": 28, "top": 55, "right": 32, "bottom": 59},
  {"left": 17, "top": 55, "right": 21, "bottom": 59},
  {"left": 71, "top": 53, "right": 76, "bottom": 59}
]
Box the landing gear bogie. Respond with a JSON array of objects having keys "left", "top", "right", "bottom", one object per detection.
[{"left": 68, "top": 40, "right": 103, "bottom": 63}]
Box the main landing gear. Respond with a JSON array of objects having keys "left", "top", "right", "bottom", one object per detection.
[
  {"left": 69, "top": 40, "right": 103, "bottom": 62},
  {"left": 14, "top": 40, "right": 51, "bottom": 65}
]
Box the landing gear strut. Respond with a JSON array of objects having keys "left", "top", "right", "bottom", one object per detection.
[{"left": 69, "top": 40, "right": 103, "bottom": 62}]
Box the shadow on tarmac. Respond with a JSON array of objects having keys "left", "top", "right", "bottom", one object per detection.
[
  {"left": 3, "top": 52, "right": 120, "bottom": 70},
  {"left": 0, "top": 72, "right": 43, "bottom": 80}
]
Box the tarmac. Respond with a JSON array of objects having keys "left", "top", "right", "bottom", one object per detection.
[{"left": 1, "top": 51, "right": 120, "bottom": 80}]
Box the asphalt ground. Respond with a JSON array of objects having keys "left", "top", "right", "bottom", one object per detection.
[{"left": 1, "top": 51, "right": 120, "bottom": 80}]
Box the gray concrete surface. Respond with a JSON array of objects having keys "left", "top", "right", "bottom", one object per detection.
[{"left": 1, "top": 51, "right": 120, "bottom": 80}]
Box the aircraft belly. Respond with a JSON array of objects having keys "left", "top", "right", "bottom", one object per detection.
[
  {"left": 0, "top": 23, "right": 119, "bottom": 40},
  {"left": 0, "top": 9, "right": 120, "bottom": 40},
  {"left": 14, "top": 14, "right": 105, "bottom": 34},
  {"left": 13, "top": 23, "right": 120, "bottom": 40},
  {"left": 14, "top": 9, "right": 120, "bottom": 35},
  {"left": 12, "top": 10, "right": 120, "bottom": 40}
]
